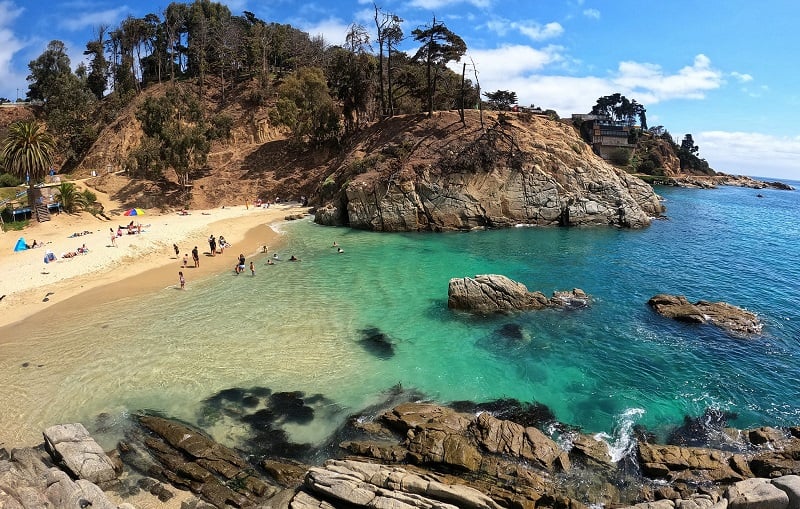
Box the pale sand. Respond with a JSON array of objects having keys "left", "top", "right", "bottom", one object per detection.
[
  {"left": 0, "top": 203, "right": 310, "bottom": 331},
  {"left": 0, "top": 203, "right": 311, "bottom": 508}
]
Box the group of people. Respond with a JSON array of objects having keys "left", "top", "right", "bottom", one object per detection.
[{"left": 208, "top": 234, "right": 230, "bottom": 256}]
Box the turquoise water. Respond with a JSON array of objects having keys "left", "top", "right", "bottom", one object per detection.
[{"left": 1, "top": 182, "right": 799, "bottom": 452}]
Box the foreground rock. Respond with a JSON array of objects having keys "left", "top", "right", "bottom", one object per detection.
[
  {"left": 316, "top": 110, "right": 664, "bottom": 232},
  {"left": 119, "top": 414, "right": 277, "bottom": 507},
  {"left": 1, "top": 427, "right": 133, "bottom": 509},
  {"left": 8, "top": 408, "right": 800, "bottom": 508},
  {"left": 647, "top": 293, "right": 762, "bottom": 336},
  {"left": 448, "top": 274, "right": 588, "bottom": 313}
]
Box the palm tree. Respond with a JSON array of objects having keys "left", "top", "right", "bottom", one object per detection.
[
  {"left": 56, "top": 182, "right": 87, "bottom": 213},
  {"left": 0, "top": 120, "right": 55, "bottom": 221}
]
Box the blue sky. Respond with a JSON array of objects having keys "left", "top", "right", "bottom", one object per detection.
[{"left": 1, "top": 0, "right": 799, "bottom": 180}]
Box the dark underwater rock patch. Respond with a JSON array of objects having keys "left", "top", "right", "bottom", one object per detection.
[
  {"left": 449, "top": 397, "right": 557, "bottom": 428},
  {"left": 358, "top": 327, "right": 396, "bottom": 359},
  {"left": 667, "top": 407, "right": 741, "bottom": 449}
]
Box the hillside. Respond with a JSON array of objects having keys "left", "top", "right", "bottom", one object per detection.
[{"left": 3, "top": 80, "right": 666, "bottom": 225}]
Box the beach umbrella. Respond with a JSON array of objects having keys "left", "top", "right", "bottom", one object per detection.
[{"left": 124, "top": 208, "right": 145, "bottom": 216}]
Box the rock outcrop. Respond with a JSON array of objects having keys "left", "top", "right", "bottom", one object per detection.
[
  {"left": 1, "top": 428, "right": 133, "bottom": 509},
  {"left": 647, "top": 294, "right": 762, "bottom": 336},
  {"left": 447, "top": 274, "right": 588, "bottom": 313},
  {"left": 315, "top": 111, "right": 664, "bottom": 232},
  {"left": 8, "top": 407, "right": 800, "bottom": 508},
  {"left": 43, "top": 423, "right": 119, "bottom": 485},
  {"left": 119, "top": 414, "right": 277, "bottom": 508}
]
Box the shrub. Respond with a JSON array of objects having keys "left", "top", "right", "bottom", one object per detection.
[
  {"left": 0, "top": 173, "right": 22, "bottom": 187},
  {"left": 609, "top": 148, "right": 631, "bottom": 166}
]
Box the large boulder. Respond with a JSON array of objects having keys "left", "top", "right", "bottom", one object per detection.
[
  {"left": 638, "top": 442, "right": 750, "bottom": 484},
  {"left": 43, "top": 423, "right": 118, "bottom": 485},
  {"left": 448, "top": 274, "right": 588, "bottom": 314},
  {"left": 647, "top": 294, "right": 762, "bottom": 336},
  {"left": 301, "top": 459, "right": 505, "bottom": 509},
  {"left": 726, "top": 478, "right": 789, "bottom": 509}
]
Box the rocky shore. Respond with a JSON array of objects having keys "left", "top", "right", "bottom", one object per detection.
[
  {"left": 5, "top": 398, "right": 800, "bottom": 509},
  {"left": 662, "top": 174, "right": 795, "bottom": 190}
]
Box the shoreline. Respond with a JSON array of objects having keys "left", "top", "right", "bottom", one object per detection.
[{"left": 0, "top": 203, "right": 310, "bottom": 334}]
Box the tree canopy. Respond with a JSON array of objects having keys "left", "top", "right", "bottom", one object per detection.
[
  {"left": 483, "top": 90, "right": 517, "bottom": 111},
  {"left": 590, "top": 93, "right": 647, "bottom": 129}
]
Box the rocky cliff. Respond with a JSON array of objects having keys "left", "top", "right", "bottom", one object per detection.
[{"left": 314, "top": 110, "right": 664, "bottom": 232}]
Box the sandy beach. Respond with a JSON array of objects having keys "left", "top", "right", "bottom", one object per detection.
[{"left": 0, "top": 202, "right": 311, "bottom": 331}]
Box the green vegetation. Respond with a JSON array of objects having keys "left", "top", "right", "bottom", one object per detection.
[
  {"left": 0, "top": 173, "right": 23, "bottom": 187},
  {"left": 0, "top": 120, "right": 55, "bottom": 218},
  {"left": 608, "top": 148, "right": 631, "bottom": 166},
  {"left": 484, "top": 90, "right": 518, "bottom": 111},
  {"left": 12, "top": 0, "right": 484, "bottom": 189}
]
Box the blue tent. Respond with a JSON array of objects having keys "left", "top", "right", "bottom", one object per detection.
[{"left": 13, "top": 237, "right": 27, "bottom": 252}]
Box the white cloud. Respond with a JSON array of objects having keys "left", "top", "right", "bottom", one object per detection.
[
  {"left": 696, "top": 131, "right": 800, "bottom": 180},
  {"left": 59, "top": 7, "right": 130, "bottom": 32},
  {"left": 298, "top": 17, "right": 351, "bottom": 46},
  {"left": 461, "top": 45, "right": 564, "bottom": 80},
  {"left": 408, "top": 0, "right": 492, "bottom": 9},
  {"left": 613, "top": 54, "right": 723, "bottom": 103},
  {"left": 486, "top": 18, "right": 563, "bottom": 41},
  {"left": 731, "top": 71, "right": 753, "bottom": 83},
  {"left": 583, "top": 8, "right": 600, "bottom": 19},
  {"left": 455, "top": 49, "right": 725, "bottom": 116},
  {"left": 0, "top": 1, "right": 26, "bottom": 100}
]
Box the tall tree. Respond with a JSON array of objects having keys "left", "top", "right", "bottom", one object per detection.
[
  {"left": 84, "top": 26, "right": 109, "bottom": 99},
  {"left": 271, "top": 67, "right": 340, "bottom": 145},
  {"left": 26, "top": 40, "right": 72, "bottom": 101},
  {"left": 0, "top": 120, "right": 55, "bottom": 219},
  {"left": 411, "top": 17, "right": 466, "bottom": 117}
]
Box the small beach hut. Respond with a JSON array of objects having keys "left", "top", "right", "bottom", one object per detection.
[{"left": 13, "top": 237, "right": 28, "bottom": 251}]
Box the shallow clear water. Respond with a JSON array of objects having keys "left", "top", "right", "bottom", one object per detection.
[{"left": 1, "top": 182, "right": 799, "bottom": 452}]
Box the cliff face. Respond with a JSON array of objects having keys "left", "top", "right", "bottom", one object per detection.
[{"left": 315, "top": 110, "right": 663, "bottom": 231}]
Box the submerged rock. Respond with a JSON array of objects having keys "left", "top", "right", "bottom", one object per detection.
[
  {"left": 647, "top": 294, "right": 763, "bottom": 336},
  {"left": 358, "top": 327, "right": 395, "bottom": 359}
]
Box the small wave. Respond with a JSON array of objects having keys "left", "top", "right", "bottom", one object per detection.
[{"left": 595, "top": 408, "right": 645, "bottom": 462}]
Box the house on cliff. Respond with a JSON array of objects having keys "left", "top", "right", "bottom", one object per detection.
[{"left": 572, "top": 114, "right": 635, "bottom": 161}]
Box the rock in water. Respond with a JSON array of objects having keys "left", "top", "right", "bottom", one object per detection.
[
  {"left": 647, "top": 294, "right": 762, "bottom": 336},
  {"left": 448, "top": 274, "right": 589, "bottom": 314}
]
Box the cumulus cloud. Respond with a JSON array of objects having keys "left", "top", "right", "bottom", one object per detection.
[
  {"left": 59, "top": 6, "right": 130, "bottom": 32},
  {"left": 696, "top": 131, "right": 800, "bottom": 179},
  {"left": 485, "top": 18, "right": 564, "bottom": 41},
  {"left": 454, "top": 48, "right": 724, "bottom": 116},
  {"left": 297, "top": 17, "right": 351, "bottom": 46},
  {"left": 613, "top": 54, "right": 723, "bottom": 103},
  {"left": 461, "top": 44, "right": 564, "bottom": 79}
]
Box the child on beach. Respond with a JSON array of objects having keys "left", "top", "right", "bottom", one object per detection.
[
  {"left": 182, "top": 254, "right": 188, "bottom": 267},
  {"left": 250, "top": 261, "right": 255, "bottom": 275},
  {"left": 179, "top": 271, "right": 185, "bottom": 289}
]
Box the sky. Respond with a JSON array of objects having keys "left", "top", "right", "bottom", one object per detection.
[{"left": 1, "top": 0, "right": 799, "bottom": 181}]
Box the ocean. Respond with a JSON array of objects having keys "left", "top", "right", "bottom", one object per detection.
[{"left": 1, "top": 181, "right": 798, "bottom": 458}]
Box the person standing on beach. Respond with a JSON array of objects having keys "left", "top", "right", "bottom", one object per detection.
[
  {"left": 179, "top": 271, "right": 185, "bottom": 289},
  {"left": 173, "top": 243, "right": 179, "bottom": 257},
  {"left": 249, "top": 261, "right": 255, "bottom": 276},
  {"left": 110, "top": 228, "right": 116, "bottom": 247},
  {"left": 192, "top": 246, "right": 199, "bottom": 267},
  {"left": 182, "top": 253, "right": 188, "bottom": 267},
  {"left": 209, "top": 235, "right": 216, "bottom": 256}
]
